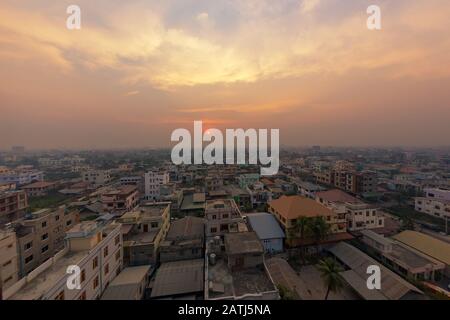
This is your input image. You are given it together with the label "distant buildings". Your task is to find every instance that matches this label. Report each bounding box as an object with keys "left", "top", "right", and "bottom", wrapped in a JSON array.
[
  {"left": 21, "top": 181, "right": 56, "bottom": 197},
  {"left": 144, "top": 171, "right": 169, "bottom": 201},
  {"left": 6, "top": 221, "right": 122, "bottom": 300},
  {"left": 0, "top": 168, "right": 44, "bottom": 186},
  {"left": 314, "top": 169, "right": 378, "bottom": 195},
  {"left": 415, "top": 187, "right": 450, "bottom": 219},
  {"left": 0, "top": 190, "right": 28, "bottom": 224},
  {"left": 238, "top": 173, "right": 260, "bottom": 189},
  {"left": 82, "top": 170, "right": 111, "bottom": 188}
]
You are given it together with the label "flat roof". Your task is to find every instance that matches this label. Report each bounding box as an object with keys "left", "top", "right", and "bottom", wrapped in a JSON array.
[
  {"left": 151, "top": 259, "right": 204, "bottom": 298},
  {"left": 246, "top": 212, "right": 285, "bottom": 240},
  {"left": 393, "top": 231, "right": 450, "bottom": 265},
  {"left": 316, "top": 189, "right": 361, "bottom": 203},
  {"left": 224, "top": 232, "right": 264, "bottom": 255},
  {"left": 101, "top": 265, "right": 151, "bottom": 300},
  {"left": 166, "top": 216, "right": 205, "bottom": 240}
]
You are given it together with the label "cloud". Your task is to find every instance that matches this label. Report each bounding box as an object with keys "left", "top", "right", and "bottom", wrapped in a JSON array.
[{"left": 300, "top": 0, "right": 320, "bottom": 14}]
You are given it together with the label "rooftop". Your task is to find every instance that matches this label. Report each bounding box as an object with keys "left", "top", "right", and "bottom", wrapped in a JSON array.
[
  {"left": 269, "top": 195, "right": 333, "bottom": 219},
  {"left": 101, "top": 265, "right": 151, "bottom": 300},
  {"left": 316, "top": 189, "right": 361, "bottom": 203},
  {"left": 166, "top": 216, "right": 205, "bottom": 241},
  {"left": 21, "top": 181, "right": 55, "bottom": 189},
  {"left": 224, "top": 232, "right": 264, "bottom": 255},
  {"left": 245, "top": 212, "right": 285, "bottom": 240}
]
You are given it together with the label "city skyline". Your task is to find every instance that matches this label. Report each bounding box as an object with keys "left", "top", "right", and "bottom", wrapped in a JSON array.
[{"left": 1, "top": 0, "right": 450, "bottom": 149}]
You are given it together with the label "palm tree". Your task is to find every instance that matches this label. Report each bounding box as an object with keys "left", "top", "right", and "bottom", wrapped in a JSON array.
[
  {"left": 317, "top": 257, "right": 344, "bottom": 300},
  {"left": 308, "top": 216, "right": 330, "bottom": 255},
  {"left": 293, "top": 216, "right": 310, "bottom": 240}
]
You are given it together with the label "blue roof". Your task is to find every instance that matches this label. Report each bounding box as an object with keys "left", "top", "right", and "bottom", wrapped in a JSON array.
[{"left": 246, "top": 212, "right": 285, "bottom": 240}]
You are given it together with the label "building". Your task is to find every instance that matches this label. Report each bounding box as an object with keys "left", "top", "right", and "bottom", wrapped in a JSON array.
[
  {"left": 117, "top": 202, "right": 171, "bottom": 266},
  {"left": 295, "top": 180, "right": 326, "bottom": 199},
  {"left": 101, "top": 185, "right": 139, "bottom": 216},
  {"left": 151, "top": 259, "right": 204, "bottom": 299},
  {"left": 393, "top": 231, "right": 450, "bottom": 278},
  {"left": 5, "top": 221, "right": 122, "bottom": 300},
  {"left": 0, "top": 169, "right": 44, "bottom": 186},
  {"left": 204, "top": 199, "right": 245, "bottom": 239},
  {"left": 159, "top": 216, "right": 205, "bottom": 263},
  {"left": 246, "top": 182, "right": 272, "bottom": 210},
  {"left": 316, "top": 189, "right": 384, "bottom": 232},
  {"left": 82, "top": 170, "right": 111, "bottom": 188},
  {"left": 415, "top": 188, "right": 450, "bottom": 220},
  {"left": 245, "top": 213, "right": 285, "bottom": 253},
  {"left": 101, "top": 265, "right": 151, "bottom": 300},
  {"left": 205, "top": 232, "right": 279, "bottom": 300},
  {"left": 314, "top": 170, "right": 378, "bottom": 195},
  {"left": 328, "top": 242, "right": 423, "bottom": 300},
  {"left": 238, "top": 173, "right": 260, "bottom": 189},
  {"left": 178, "top": 191, "right": 206, "bottom": 217},
  {"left": 0, "top": 230, "right": 19, "bottom": 290},
  {"left": 144, "top": 171, "right": 169, "bottom": 201},
  {"left": 205, "top": 175, "right": 224, "bottom": 193},
  {"left": 0, "top": 190, "right": 28, "bottom": 224},
  {"left": 360, "top": 230, "right": 445, "bottom": 282},
  {"left": 21, "top": 181, "right": 56, "bottom": 197},
  {"left": 14, "top": 206, "right": 79, "bottom": 276},
  {"left": 268, "top": 195, "right": 351, "bottom": 247}
]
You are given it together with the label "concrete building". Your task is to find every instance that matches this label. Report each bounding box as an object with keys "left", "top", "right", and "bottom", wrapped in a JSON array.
[
  {"left": 204, "top": 199, "right": 245, "bottom": 239},
  {"left": 82, "top": 170, "right": 111, "bottom": 188},
  {"left": 101, "top": 185, "right": 139, "bottom": 216},
  {"left": 0, "top": 230, "right": 19, "bottom": 290},
  {"left": 144, "top": 171, "right": 169, "bottom": 201},
  {"left": 415, "top": 188, "right": 450, "bottom": 219},
  {"left": 21, "top": 181, "right": 56, "bottom": 197},
  {"left": 0, "top": 169, "right": 44, "bottom": 186},
  {"left": 6, "top": 221, "right": 122, "bottom": 300},
  {"left": 245, "top": 213, "right": 285, "bottom": 254},
  {"left": 205, "top": 232, "right": 279, "bottom": 300},
  {"left": 117, "top": 202, "right": 171, "bottom": 266},
  {"left": 238, "top": 173, "right": 260, "bottom": 189},
  {"left": 360, "top": 230, "right": 445, "bottom": 282},
  {"left": 268, "top": 196, "right": 352, "bottom": 247},
  {"left": 14, "top": 206, "right": 79, "bottom": 276},
  {"left": 159, "top": 216, "right": 205, "bottom": 263},
  {"left": 316, "top": 189, "right": 384, "bottom": 232},
  {"left": 0, "top": 190, "right": 28, "bottom": 224},
  {"left": 246, "top": 181, "right": 272, "bottom": 210},
  {"left": 101, "top": 265, "right": 151, "bottom": 300},
  {"left": 314, "top": 170, "right": 378, "bottom": 195},
  {"left": 295, "top": 180, "right": 326, "bottom": 199}
]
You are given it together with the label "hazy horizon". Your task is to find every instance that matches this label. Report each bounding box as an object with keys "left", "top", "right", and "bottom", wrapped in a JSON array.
[{"left": 1, "top": 0, "right": 450, "bottom": 149}]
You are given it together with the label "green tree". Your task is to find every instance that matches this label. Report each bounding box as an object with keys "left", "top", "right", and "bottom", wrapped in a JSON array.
[
  {"left": 317, "top": 257, "right": 344, "bottom": 300},
  {"left": 308, "top": 216, "right": 330, "bottom": 254}
]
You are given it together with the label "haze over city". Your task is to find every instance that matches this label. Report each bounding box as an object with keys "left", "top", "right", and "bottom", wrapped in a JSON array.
[{"left": 1, "top": 0, "right": 450, "bottom": 149}]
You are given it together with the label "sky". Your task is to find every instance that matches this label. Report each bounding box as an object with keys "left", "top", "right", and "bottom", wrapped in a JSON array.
[{"left": 0, "top": 0, "right": 449, "bottom": 149}]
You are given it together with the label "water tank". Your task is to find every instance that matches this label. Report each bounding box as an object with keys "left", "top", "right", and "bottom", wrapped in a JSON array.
[{"left": 209, "top": 253, "right": 217, "bottom": 265}]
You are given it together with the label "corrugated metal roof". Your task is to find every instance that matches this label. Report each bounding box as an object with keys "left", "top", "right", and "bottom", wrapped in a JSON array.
[{"left": 246, "top": 212, "right": 285, "bottom": 240}]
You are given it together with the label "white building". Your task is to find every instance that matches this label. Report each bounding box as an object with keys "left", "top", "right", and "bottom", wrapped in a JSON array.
[
  {"left": 144, "top": 171, "right": 169, "bottom": 201},
  {"left": 82, "top": 170, "right": 111, "bottom": 188},
  {"left": 6, "top": 221, "right": 122, "bottom": 300},
  {"left": 415, "top": 197, "right": 450, "bottom": 220},
  {"left": 0, "top": 170, "right": 44, "bottom": 186}
]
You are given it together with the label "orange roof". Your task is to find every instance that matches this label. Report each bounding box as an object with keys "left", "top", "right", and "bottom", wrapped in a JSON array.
[{"left": 269, "top": 195, "right": 333, "bottom": 219}]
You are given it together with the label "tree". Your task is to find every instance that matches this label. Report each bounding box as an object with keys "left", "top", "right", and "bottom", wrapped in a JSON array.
[
  {"left": 308, "top": 216, "right": 330, "bottom": 255},
  {"left": 293, "top": 216, "right": 310, "bottom": 240},
  {"left": 317, "top": 257, "right": 344, "bottom": 300}
]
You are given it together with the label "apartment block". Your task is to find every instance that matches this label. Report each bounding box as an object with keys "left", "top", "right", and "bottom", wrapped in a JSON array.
[
  {"left": 204, "top": 199, "right": 245, "bottom": 239},
  {"left": 117, "top": 202, "right": 171, "bottom": 266},
  {"left": 6, "top": 221, "right": 122, "bottom": 300},
  {"left": 21, "top": 181, "right": 56, "bottom": 197},
  {"left": 144, "top": 171, "right": 169, "bottom": 201},
  {"left": 0, "top": 169, "right": 44, "bottom": 186},
  {"left": 415, "top": 188, "right": 450, "bottom": 219},
  {"left": 82, "top": 170, "right": 111, "bottom": 188},
  {"left": 314, "top": 169, "right": 378, "bottom": 195},
  {"left": 14, "top": 206, "right": 79, "bottom": 276},
  {"left": 0, "top": 230, "right": 19, "bottom": 290},
  {"left": 0, "top": 190, "right": 28, "bottom": 224},
  {"left": 101, "top": 185, "right": 139, "bottom": 216}
]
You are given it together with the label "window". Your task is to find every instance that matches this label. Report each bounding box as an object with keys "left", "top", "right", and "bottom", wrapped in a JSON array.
[
  {"left": 212, "top": 215, "right": 217, "bottom": 220},
  {"left": 93, "top": 276, "right": 99, "bottom": 289},
  {"left": 41, "top": 245, "right": 49, "bottom": 253},
  {"left": 42, "top": 221, "right": 47, "bottom": 228},
  {"left": 210, "top": 227, "right": 217, "bottom": 233},
  {"left": 3, "top": 260, "right": 12, "bottom": 267},
  {"left": 151, "top": 222, "right": 159, "bottom": 228},
  {"left": 115, "top": 235, "right": 120, "bottom": 245},
  {"left": 55, "top": 215, "right": 60, "bottom": 221},
  {"left": 115, "top": 251, "right": 120, "bottom": 261},
  {"left": 25, "top": 241, "right": 32, "bottom": 250},
  {"left": 42, "top": 233, "right": 49, "bottom": 241},
  {"left": 55, "top": 290, "right": 65, "bottom": 300},
  {"left": 25, "top": 255, "right": 33, "bottom": 264},
  {"left": 103, "top": 246, "right": 109, "bottom": 257},
  {"left": 66, "top": 220, "right": 72, "bottom": 226},
  {"left": 104, "top": 263, "right": 109, "bottom": 275},
  {"left": 93, "top": 256, "right": 98, "bottom": 269}
]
